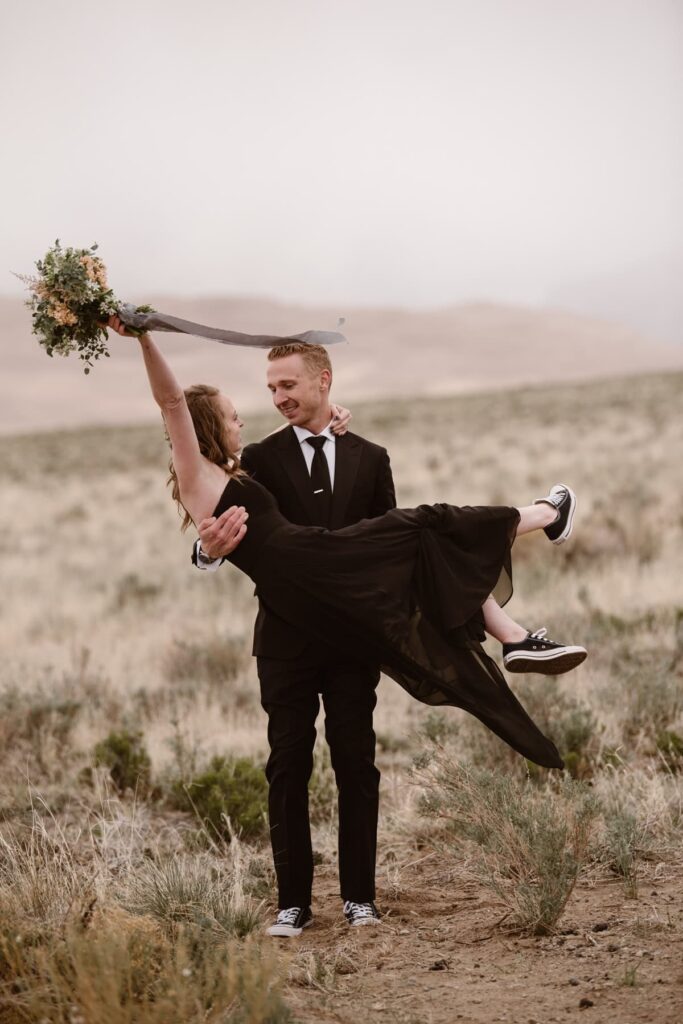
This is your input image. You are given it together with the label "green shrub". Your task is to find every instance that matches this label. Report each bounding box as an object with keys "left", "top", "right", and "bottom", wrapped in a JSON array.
[
  {"left": 655, "top": 730, "right": 683, "bottom": 773},
  {"left": 419, "top": 757, "right": 598, "bottom": 935},
  {"left": 420, "top": 709, "right": 459, "bottom": 746},
  {"left": 460, "top": 680, "right": 601, "bottom": 780},
  {"left": 93, "top": 729, "right": 152, "bottom": 795},
  {"left": 171, "top": 756, "right": 268, "bottom": 841},
  {"left": 519, "top": 681, "right": 600, "bottom": 780}
]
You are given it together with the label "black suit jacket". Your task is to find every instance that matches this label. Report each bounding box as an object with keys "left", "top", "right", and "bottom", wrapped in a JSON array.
[{"left": 240, "top": 426, "right": 396, "bottom": 658}]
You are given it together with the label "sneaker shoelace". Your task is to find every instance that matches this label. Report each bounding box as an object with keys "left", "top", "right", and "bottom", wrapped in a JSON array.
[
  {"left": 527, "top": 627, "right": 562, "bottom": 648},
  {"left": 345, "top": 901, "right": 376, "bottom": 920},
  {"left": 276, "top": 907, "right": 302, "bottom": 926}
]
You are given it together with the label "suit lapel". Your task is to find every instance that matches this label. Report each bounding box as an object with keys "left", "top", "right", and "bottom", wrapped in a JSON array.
[
  {"left": 274, "top": 427, "right": 318, "bottom": 524},
  {"left": 330, "top": 433, "right": 361, "bottom": 529}
]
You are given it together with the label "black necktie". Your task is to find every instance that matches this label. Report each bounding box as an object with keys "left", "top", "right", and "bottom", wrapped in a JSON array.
[{"left": 305, "top": 435, "right": 332, "bottom": 527}]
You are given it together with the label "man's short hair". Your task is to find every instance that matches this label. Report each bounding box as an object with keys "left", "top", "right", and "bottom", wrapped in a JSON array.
[{"left": 267, "top": 342, "right": 332, "bottom": 380}]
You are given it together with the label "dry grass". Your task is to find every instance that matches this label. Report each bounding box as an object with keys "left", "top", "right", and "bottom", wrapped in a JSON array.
[{"left": 1, "top": 370, "right": 682, "bottom": 1021}]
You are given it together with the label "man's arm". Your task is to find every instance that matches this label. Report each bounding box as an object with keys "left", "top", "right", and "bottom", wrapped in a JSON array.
[
  {"left": 369, "top": 448, "right": 397, "bottom": 517},
  {"left": 192, "top": 504, "right": 249, "bottom": 570}
]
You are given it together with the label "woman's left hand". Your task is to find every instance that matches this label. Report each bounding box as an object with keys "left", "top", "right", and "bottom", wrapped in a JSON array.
[
  {"left": 104, "top": 314, "right": 138, "bottom": 338},
  {"left": 330, "top": 403, "right": 352, "bottom": 436}
]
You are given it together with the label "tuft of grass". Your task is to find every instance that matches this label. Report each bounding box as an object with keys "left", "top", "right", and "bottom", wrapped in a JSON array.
[
  {"left": 170, "top": 756, "right": 268, "bottom": 842},
  {"left": 1, "top": 918, "right": 290, "bottom": 1024},
  {"left": 165, "top": 636, "right": 250, "bottom": 689},
  {"left": 121, "top": 856, "right": 262, "bottom": 938},
  {"left": 308, "top": 746, "right": 338, "bottom": 826},
  {"left": 0, "top": 686, "right": 82, "bottom": 777},
  {"left": 620, "top": 964, "right": 640, "bottom": 987},
  {"left": 0, "top": 814, "right": 286, "bottom": 1023},
  {"left": 600, "top": 802, "right": 648, "bottom": 898},
  {"left": 93, "top": 729, "right": 152, "bottom": 796},
  {"left": 419, "top": 758, "right": 598, "bottom": 935},
  {"left": 113, "top": 572, "right": 163, "bottom": 610},
  {"left": 610, "top": 650, "right": 682, "bottom": 742}
]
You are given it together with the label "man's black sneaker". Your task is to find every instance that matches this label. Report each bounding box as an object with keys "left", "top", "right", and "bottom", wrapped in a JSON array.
[
  {"left": 503, "top": 628, "right": 587, "bottom": 675},
  {"left": 266, "top": 906, "right": 313, "bottom": 937},
  {"left": 343, "top": 901, "right": 381, "bottom": 927},
  {"left": 534, "top": 483, "right": 577, "bottom": 544}
]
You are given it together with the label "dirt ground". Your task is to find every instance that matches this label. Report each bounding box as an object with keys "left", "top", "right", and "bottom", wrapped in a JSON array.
[{"left": 282, "top": 855, "right": 683, "bottom": 1024}]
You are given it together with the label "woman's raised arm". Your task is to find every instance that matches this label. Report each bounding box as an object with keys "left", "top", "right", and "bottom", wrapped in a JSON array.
[{"left": 106, "top": 315, "right": 203, "bottom": 500}]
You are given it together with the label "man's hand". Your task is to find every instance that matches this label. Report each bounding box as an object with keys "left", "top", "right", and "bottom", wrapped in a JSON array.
[
  {"left": 330, "top": 403, "right": 352, "bottom": 436},
  {"left": 198, "top": 505, "right": 249, "bottom": 559}
]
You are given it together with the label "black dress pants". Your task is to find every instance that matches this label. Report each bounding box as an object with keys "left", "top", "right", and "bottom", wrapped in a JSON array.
[{"left": 257, "top": 643, "right": 380, "bottom": 909}]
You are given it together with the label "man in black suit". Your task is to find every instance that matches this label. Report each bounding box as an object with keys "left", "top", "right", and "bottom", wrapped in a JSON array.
[{"left": 192, "top": 342, "right": 396, "bottom": 936}]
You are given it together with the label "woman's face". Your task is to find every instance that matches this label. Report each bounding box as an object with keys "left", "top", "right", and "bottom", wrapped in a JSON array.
[{"left": 218, "top": 393, "right": 244, "bottom": 454}]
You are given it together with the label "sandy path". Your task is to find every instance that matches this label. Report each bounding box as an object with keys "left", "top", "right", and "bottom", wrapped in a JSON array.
[{"left": 283, "top": 857, "right": 683, "bottom": 1023}]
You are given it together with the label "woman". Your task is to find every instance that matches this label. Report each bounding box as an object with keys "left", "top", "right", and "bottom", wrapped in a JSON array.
[{"left": 109, "top": 316, "right": 586, "bottom": 769}]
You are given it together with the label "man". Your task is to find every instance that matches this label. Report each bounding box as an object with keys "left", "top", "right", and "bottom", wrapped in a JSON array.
[{"left": 192, "top": 342, "right": 396, "bottom": 936}]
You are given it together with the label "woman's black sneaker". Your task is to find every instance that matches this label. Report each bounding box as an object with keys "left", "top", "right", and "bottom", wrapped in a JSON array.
[
  {"left": 503, "top": 628, "right": 587, "bottom": 675},
  {"left": 266, "top": 906, "right": 313, "bottom": 937},
  {"left": 534, "top": 483, "right": 577, "bottom": 544}
]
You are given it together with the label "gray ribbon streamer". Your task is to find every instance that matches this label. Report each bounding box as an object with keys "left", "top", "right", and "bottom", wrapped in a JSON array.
[{"left": 117, "top": 303, "right": 346, "bottom": 348}]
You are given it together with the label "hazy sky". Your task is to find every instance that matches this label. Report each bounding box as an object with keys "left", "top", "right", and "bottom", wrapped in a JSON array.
[{"left": 2, "top": 0, "right": 681, "bottom": 338}]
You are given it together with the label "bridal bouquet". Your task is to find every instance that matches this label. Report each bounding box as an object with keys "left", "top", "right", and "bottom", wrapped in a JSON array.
[
  {"left": 17, "top": 241, "right": 153, "bottom": 373},
  {"left": 17, "top": 241, "right": 346, "bottom": 374}
]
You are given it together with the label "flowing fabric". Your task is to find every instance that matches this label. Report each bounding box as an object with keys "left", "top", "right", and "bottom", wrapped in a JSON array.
[
  {"left": 215, "top": 475, "right": 564, "bottom": 770},
  {"left": 117, "top": 303, "right": 346, "bottom": 349}
]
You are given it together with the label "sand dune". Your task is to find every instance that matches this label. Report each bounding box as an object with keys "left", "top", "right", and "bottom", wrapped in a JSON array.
[{"left": 1, "top": 294, "right": 682, "bottom": 435}]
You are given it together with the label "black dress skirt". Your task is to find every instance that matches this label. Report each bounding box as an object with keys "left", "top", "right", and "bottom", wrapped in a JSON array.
[{"left": 215, "top": 475, "right": 563, "bottom": 769}]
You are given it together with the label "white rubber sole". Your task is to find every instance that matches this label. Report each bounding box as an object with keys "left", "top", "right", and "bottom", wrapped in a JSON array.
[
  {"left": 504, "top": 646, "right": 587, "bottom": 675},
  {"left": 266, "top": 918, "right": 313, "bottom": 937},
  {"left": 550, "top": 483, "right": 576, "bottom": 545},
  {"left": 347, "top": 916, "right": 381, "bottom": 927}
]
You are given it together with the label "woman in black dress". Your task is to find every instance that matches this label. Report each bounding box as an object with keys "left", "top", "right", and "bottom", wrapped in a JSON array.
[{"left": 112, "top": 317, "right": 585, "bottom": 770}]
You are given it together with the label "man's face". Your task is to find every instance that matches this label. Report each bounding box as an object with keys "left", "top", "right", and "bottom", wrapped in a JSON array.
[{"left": 266, "top": 354, "right": 330, "bottom": 427}]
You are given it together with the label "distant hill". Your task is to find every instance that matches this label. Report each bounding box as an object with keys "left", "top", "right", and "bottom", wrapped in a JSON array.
[{"left": 1, "top": 294, "right": 682, "bottom": 435}]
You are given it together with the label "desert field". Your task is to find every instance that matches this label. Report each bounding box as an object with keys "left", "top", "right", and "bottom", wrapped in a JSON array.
[
  {"left": 1, "top": 369, "right": 682, "bottom": 1023},
  {"left": 2, "top": 293, "right": 683, "bottom": 435}
]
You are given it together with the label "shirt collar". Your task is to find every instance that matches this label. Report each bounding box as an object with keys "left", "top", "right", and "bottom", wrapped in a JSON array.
[{"left": 293, "top": 421, "right": 336, "bottom": 445}]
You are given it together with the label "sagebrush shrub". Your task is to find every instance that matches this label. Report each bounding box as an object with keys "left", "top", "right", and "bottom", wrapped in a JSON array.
[
  {"left": 93, "top": 729, "right": 152, "bottom": 795},
  {"left": 460, "top": 680, "right": 601, "bottom": 780},
  {"left": 601, "top": 804, "right": 644, "bottom": 898},
  {"left": 419, "top": 757, "right": 597, "bottom": 934},
  {"left": 171, "top": 756, "right": 268, "bottom": 841}
]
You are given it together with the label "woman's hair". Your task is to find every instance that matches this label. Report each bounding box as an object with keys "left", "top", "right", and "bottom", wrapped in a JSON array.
[{"left": 166, "top": 384, "right": 243, "bottom": 532}]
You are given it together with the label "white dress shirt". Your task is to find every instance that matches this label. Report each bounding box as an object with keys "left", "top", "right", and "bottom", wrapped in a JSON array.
[
  {"left": 195, "top": 420, "right": 337, "bottom": 570},
  {"left": 292, "top": 421, "right": 336, "bottom": 488}
]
